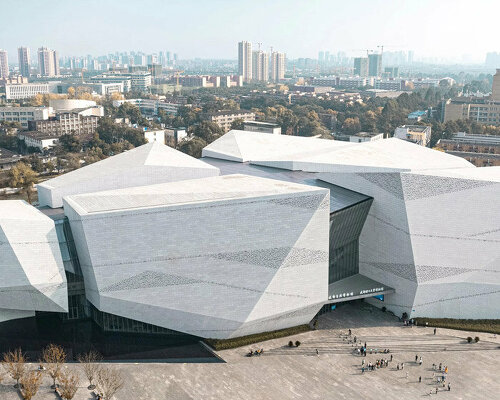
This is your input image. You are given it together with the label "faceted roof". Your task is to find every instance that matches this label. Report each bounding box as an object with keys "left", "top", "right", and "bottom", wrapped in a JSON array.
[
  {"left": 63, "top": 174, "right": 328, "bottom": 216},
  {"left": 37, "top": 142, "right": 220, "bottom": 208},
  {"left": 202, "top": 130, "right": 474, "bottom": 173}
]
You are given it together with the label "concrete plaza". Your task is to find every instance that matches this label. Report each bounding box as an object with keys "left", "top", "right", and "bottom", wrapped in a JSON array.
[{"left": 1, "top": 303, "right": 499, "bottom": 399}]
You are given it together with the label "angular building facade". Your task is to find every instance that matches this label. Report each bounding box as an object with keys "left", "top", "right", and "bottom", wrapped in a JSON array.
[
  {"left": 0, "top": 201, "right": 68, "bottom": 322},
  {"left": 203, "top": 131, "right": 500, "bottom": 320},
  {"left": 1, "top": 137, "right": 498, "bottom": 342},
  {"left": 319, "top": 168, "right": 500, "bottom": 319},
  {"left": 63, "top": 175, "right": 330, "bottom": 339}
]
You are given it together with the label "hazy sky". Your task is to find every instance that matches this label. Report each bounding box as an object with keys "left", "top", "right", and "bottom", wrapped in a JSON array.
[{"left": 1, "top": 0, "right": 498, "bottom": 62}]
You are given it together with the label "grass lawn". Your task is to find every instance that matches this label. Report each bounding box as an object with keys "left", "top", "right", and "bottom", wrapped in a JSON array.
[
  {"left": 204, "top": 324, "right": 311, "bottom": 350},
  {"left": 414, "top": 318, "right": 500, "bottom": 335}
]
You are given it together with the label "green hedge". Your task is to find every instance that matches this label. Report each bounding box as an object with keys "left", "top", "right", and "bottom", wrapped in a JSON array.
[
  {"left": 204, "top": 324, "right": 311, "bottom": 351},
  {"left": 414, "top": 318, "right": 500, "bottom": 335}
]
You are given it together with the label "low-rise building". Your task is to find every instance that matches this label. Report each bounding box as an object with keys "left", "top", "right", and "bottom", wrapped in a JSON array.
[
  {"left": 89, "top": 74, "right": 131, "bottom": 92},
  {"left": 164, "top": 127, "right": 187, "bottom": 147},
  {"left": 394, "top": 125, "right": 431, "bottom": 147},
  {"left": 4, "top": 82, "right": 60, "bottom": 100},
  {"left": 143, "top": 129, "right": 165, "bottom": 145},
  {"left": 0, "top": 75, "right": 28, "bottom": 85},
  {"left": 243, "top": 120, "right": 281, "bottom": 134},
  {"left": 408, "top": 110, "right": 427, "bottom": 121},
  {"left": 206, "top": 110, "right": 255, "bottom": 132},
  {"left": 436, "top": 132, "right": 500, "bottom": 167},
  {"left": 0, "top": 106, "right": 53, "bottom": 129},
  {"left": 374, "top": 79, "right": 404, "bottom": 91},
  {"left": 49, "top": 99, "right": 102, "bottom": 114},
  {"left": 349, "top": 132, "right": 384, "bottom": 143},
  {"left": 88, "top": 82, "right": 124, "bottom": 95},
  {"left": 289, "top": 85, "right": 332, "bottom": 94},
  {"left": 28, "top": 112, "right": 100, "bottom": 136},
  {"left": 17, "top": 131, "right": 59, "bottom": 150},
  {"left": 0, "top": 147, "right": 24, "bottom": 170},
  {"left": 220, "top": 75, "right": 243, "bottom": 87},
  {"left": 131, "top": 72, "right": 152, "bottom": 92},
  {"left": 444, "top": 96, "right": 500, "bottom": 126},
  {"left": 112, "top": 98, "right": 181, "bottom": 116}
]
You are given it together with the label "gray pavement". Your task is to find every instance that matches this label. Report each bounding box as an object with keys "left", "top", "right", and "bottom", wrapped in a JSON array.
[{"left": 0, "top": 303, "right": 499, "bottom": 399}]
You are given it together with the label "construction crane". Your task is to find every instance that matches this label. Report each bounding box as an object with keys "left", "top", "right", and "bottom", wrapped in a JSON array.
[{"left": 174, "top": 70, "right": 184, "bottom": 86}]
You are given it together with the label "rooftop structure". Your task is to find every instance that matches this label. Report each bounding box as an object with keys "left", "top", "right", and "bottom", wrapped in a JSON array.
[
  {"left": 202, "top": 130, "right": 471, "bottom": 172},
  {"left": 37, "top": 142, "right": 220, "bottom": 208},
  {"left": 393, "top": 125, "right": 432, "bottom": 147},
  {"left": 349, "top": 132, "right": 384, "bottom": 143},
  {"left": 243, "top": 120, "right": 281, "bottom": 134}
]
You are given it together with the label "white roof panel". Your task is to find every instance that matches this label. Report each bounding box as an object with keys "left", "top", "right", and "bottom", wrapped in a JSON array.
[
  {"left": 37, "top": 142, "right": 220, "bottom": 208},
  {"left": 64, "top": 174, "right": 328, "bottom": 215}
]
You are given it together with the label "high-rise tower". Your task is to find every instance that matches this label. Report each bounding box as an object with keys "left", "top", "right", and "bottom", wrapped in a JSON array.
[
  {"left": 238, "top": 41, "right": 252, "bottom": 83},
  {"left": 18, "top": 47, "right": 31, "bottom": 77},
  {"left": 38, "top": 47, "right": 60, "bottom": 77},
  {"left": 270, "top": 51, "right": 285, "bottom": 82},
  {"left": 0, "top": 50, "right": 8, "bottom": 79}
]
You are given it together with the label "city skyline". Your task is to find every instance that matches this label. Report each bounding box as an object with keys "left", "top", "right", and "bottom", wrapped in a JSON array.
[{"left": 0, "top": 0, "right": 498, "bottom": 64}]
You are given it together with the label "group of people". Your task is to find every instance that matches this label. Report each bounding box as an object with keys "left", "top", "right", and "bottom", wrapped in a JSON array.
[
  {"left": 361, "top": 358, "right": 390, "bottom": 373},
  {"left": 432, "top": 363, "right": 448, "bottom": 374},
  {"left": 356, "top": 346, "right": 391, "bottom": 357},
  {"left": 348, "top": 327, "right": 454, "bottom": 396},
  {"left": 246, "top": 348, "right": 264, "bottom": 357},
  {"left": 429, "top": 383, "right": 451, "bottom": 395}
]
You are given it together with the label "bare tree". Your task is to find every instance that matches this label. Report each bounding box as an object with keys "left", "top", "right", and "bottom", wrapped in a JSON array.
[
  {"left": 58, "top": 369, "right": 80, "bottom": 400},
  {"left": 19, "top": 370, "right": 43, "bottom": 400},
  {"left": 2, "top": 348, "right": 27, "bottom": 387},
  {"left": 41, "top": 343, "right": 66, "bottom": 388},
  {"left": 96, "top": 367, "right": 124, "bottom": 400},
  {"left": 78, "top": 350, "right": 102, "bottom": 389}
]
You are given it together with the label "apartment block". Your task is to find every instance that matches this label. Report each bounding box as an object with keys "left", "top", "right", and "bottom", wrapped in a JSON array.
[
  {"left": 238, "top": 41, "right": 252, "bottom": 83},
  {"left": 0, "top": 106, "right": 53, "bottom": 129}
]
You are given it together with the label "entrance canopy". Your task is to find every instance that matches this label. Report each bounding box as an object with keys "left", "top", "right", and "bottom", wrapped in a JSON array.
[{"left": 327, "top": 274, "right": 394, "bottom": 304}]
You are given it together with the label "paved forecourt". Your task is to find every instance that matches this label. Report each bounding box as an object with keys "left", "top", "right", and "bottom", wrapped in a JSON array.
[{"left": 0, "top": 303, "right": 499, "bottom": 400}]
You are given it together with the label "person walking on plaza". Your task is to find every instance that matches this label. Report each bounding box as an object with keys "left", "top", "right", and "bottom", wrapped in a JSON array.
[
  {"left": 406, "top": 371, "right": 409, "bottom": 380},
  {"left": 448, "top": 383, "right": 451, "bottom": 391},
  {"left": 434, "top": 327, "right": 437, "bottom": 335},
  {"left": 316, "top": 349, "right": 319, "bottom": 356},
  {"left": 390, "top": 354, "right": 393, "bottom": 362},
  {"left": 419, "top": 376, "right": 422, "bottom": 383},
  {"left": 419, "top": 356, "right": 423, "bottom": 366},
  {"left": 415, "top": 354, "right": 418, "bottom": 363}
]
